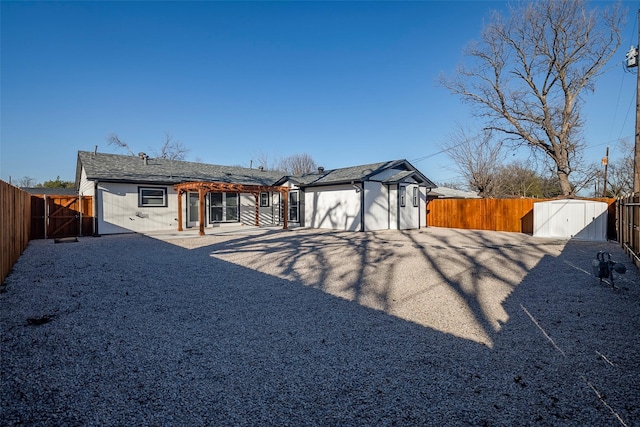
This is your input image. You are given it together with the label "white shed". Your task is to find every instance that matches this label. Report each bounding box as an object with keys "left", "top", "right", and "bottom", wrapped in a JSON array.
[{"left": 533, "top": 199, "right": 608, "bottom": 241}]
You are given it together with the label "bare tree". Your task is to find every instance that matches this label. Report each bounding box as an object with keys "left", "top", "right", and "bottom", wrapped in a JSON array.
[
  {"left": 493, "top": 161, "right": 542, "bottom": 197},
  {"left": 254, "top": 151, "right": 273, "bottom": 171},
  {"left": 277, "top": 153, "right": 318, "bottom": 175},
  {"left": 443, "top": 126, "right": 504, "bottom": 198},
  {"left": 106, "top": 133, "right": 135, "bottom": 156},
  {"left": 606, "top": 139, "right": 634, "bottom": 197},
  {"left": 492, "top": 161, "right": 565, "bottom": 198},
  {"left": 441, "top": 0, "right": 623, "bottom": 196},
  {"left": 107, "top": 132, "right": 189, "bottom": 160},
  {"left": 16, "top": 176, "right": 36, "bottom": 187},
  {"left": 154, "top": 131, "right": 189, "bottom": 161}
]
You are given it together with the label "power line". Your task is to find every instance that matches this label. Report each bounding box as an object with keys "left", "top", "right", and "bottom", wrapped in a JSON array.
[{"left": 410, "top": 141, "right": 466, "bottom": 164}]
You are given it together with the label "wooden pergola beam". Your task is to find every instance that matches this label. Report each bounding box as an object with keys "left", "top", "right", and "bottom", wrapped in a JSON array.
[{"left": 174, "top": 181, "right": 290, "bottom": 235}]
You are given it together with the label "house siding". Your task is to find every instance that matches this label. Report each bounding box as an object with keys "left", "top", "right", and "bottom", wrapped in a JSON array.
[
  {"left": 87, "top": 183, "right": 274, "bottom": 234},
  {"left": 97, "top": 182, "right": 179, "bottom": 234},
  {"left": 78, "top": 168, "right": 95, "bottom": 197},
  {"left": 363, "top": 181, "right": 389, "bottom": 231},
  {"left": 304, "top": 184, "right": 361, "bottom": 231},
  {"left": 239, "top": 193, "right": 277, "bottom": 226}
]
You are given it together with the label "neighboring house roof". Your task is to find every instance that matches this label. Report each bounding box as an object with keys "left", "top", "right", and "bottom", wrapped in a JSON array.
[
  {"left": 76, "top": 151, "right": 284, "bottom": 186},
  {"left": 276, "top": 159, "right": 436, "bottom": 188},
  {"left": 21, "top": 187, "right": 78, "bottom": 196},
  {"left": 429, "top": 187, "right": 480, "bottom": 198}
]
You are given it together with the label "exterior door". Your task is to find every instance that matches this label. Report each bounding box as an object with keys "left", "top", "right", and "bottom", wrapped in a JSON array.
[
  {"left": 398, "top": 185, "right": 419, "bottom": 230},
  {"left": 187, "top": 192, "right": 200, "bottom": 228}
]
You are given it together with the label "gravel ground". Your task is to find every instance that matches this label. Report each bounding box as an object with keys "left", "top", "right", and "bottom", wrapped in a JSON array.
[{"left": 1, "top": 226, "right": 639, "bottom": 426}]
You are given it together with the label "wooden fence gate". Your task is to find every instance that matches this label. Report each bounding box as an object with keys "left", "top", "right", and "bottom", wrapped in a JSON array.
[
  {"left": 618, "top": 194, "right": 640, "bottom": 267},
  {"left": 30, "top": 195, "right": 93, "bottom": 239}
]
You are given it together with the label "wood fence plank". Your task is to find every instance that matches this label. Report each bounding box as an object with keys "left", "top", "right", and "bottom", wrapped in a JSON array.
[
  {"left": 427, "top": 197, "right": 616, "bottom": 236},
  {"left": 1, "top": 180, "right": 30, "bottom": 284}
]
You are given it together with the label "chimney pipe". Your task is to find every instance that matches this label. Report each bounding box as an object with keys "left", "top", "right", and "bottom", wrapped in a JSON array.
[{"left": 138, "top": 152, "right": 148, "bottom": 165}]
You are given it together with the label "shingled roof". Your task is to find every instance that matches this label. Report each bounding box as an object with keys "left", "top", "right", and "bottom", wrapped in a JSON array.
[
  {"left": 278, "top": 159, "right": 435, "bottom": 188},
  {"left": 76, "top": 151, "right": 284, "bottom": 186},
  {"left": 77, "top": 151, "right": 435, "bottom": 189}
]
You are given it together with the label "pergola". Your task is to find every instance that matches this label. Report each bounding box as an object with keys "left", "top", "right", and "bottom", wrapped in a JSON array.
[{"left": 174, "top": 181, "right": 290, "bottom": 236}]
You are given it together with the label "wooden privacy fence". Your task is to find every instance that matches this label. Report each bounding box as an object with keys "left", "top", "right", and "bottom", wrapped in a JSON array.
[
  {"left": 30, "top": 195, "right": 93, "bottom": 239},
  {"left": 1, "top": 182, "right": 94, "bottom": 284},
  {"left": 618, "top": 194, "right": 640, "bottom": 267},
  {"left": 1, "top": 180, "right": 31, "bottom": 284},
  {"left": 426, "top": 197, "right": 617, "bottom": 239}
]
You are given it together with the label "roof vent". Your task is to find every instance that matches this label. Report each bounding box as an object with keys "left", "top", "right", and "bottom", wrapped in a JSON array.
[
  {"left": 138, "top": 152, "right": 149, "bottom": 165},
  {"left": 258, "top": 166, "right": 264, "bottom": 172},
  {"left": 318, "top": 166, "right": 325, "bottom": 173}
]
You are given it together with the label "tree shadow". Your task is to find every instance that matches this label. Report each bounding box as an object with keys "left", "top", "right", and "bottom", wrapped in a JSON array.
[
  {"left": 1, "top": 230, "right": 638, "bottom": 425},
  {"left": 196, "top": 227, "right": 555, "bottom": 346}
]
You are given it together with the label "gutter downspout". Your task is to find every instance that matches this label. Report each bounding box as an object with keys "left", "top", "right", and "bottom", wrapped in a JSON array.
[
  {"left": 44, "top": 195, "right": 48, "bottom": 239},
  {"left": 93, "top": 181, "right": 99, "bottom": 236},
  {"left": 360, "top": 181, "right": 365, "bottom": 232}
]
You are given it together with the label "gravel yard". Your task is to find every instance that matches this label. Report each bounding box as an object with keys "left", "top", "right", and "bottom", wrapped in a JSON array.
[{"left": 1, "top": 226, "right": 639, "bottom": 426}]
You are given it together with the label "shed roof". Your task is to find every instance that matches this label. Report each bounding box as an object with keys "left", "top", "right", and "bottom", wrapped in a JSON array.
[{"left": 21, "top": 187, "right": 78, "bottom": 196}]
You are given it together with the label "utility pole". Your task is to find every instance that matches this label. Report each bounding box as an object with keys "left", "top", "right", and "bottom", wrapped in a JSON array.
[
  {"left": 631, "top": 10, "right": 640, "bottom": 193},
  {"left": 602, "top": 146, "right": 609, "bottom": 197}
]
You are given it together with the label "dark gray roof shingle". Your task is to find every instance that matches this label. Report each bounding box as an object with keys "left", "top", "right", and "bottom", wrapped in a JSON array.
[
  {"left": 77, "top": 151, "right": 284, "bottom": 186},
  {"left": 77, "top": 151, "right": 436, "bottom": 189},
  {"left": 281, "top": 159, "right": 435, "bottom": 188}
]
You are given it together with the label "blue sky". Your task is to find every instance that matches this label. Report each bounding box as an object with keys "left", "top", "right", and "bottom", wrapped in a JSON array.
[{"left": 1, "top": 1, "right": 638, "bottom": 186}]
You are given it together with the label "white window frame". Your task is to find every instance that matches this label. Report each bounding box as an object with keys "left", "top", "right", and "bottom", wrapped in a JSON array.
[
  {"left": 413, "top": 187, "right": 419, "bottom": 207},
  {"left": 260, "top": 192, "right": 270, "bottom": 207},
  {"left": 400, "top": 186, "right": 406, "bottom": 207},
  {"left": 289, "top": 190, "right": 300, "bottom": 223},
  {"left": 138, "top": 187, "right": 167, "bottom": 207}
]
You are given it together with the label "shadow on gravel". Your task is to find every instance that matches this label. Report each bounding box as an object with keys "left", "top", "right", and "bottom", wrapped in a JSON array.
[
  {"left": 0, "top": 230, "right": 638, "bottom": 426},
  {"left": 199, "top": 228, "right": 558, "bottom": 345}
]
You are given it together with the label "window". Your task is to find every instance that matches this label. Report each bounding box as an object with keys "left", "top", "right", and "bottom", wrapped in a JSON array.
[
  {"left": 289, "top": 191, "right": 299, "bottom": 222},
  {"left": 413, "top": 187, "right": 419, "bottom": 207},
  {"left": 260, "top": 192, "right": 270, "bottom": 207},
  {"left": 400, "top": 186, "right": 406, "bottom": 207},
  {"left": 209, "top": 192, "right": 239, "bottom": 222},
  {"left": 139, "top": 187, "right": 167, "bottom": 207}
]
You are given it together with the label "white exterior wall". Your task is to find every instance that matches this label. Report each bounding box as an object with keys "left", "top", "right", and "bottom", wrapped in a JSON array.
[
  {"left": 90, "top": 180, "right": 270, "bottom": 234},
  {"left": 533, "top": 199, "right": 608, "bottom": 241},
  {"left": 363, "top": 181, "right": 389, "bottom": 231},
  {"left": 78, "top": 168, "right": 95, "bottom": 197},
  {"left": 304, "top": 185, "right": 362, "bottom": 231},
  {"left": 97, "top": 182, "right": 179, "bottom": 234},
  {"left": 239, "top": 193, "right": 276, "bottom": 226}
]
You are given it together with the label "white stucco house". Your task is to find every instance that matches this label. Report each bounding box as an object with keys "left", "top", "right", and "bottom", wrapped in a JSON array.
[{"left": 75, "top": 150, "right": 436, "bottom": 235}]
